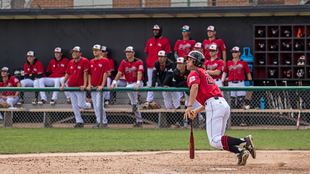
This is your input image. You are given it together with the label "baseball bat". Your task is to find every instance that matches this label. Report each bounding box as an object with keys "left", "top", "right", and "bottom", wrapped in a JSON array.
[
  {"left": 189, "top": 119, "right": 195, "bottom": 159},
  {"left": 297, "top": 99, "right": 302, "bottom": 130}
]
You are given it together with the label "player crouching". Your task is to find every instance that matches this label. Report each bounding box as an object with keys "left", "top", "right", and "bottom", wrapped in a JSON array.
[{"left": 183, "top": 51, "right": 256, "bottom": 165}]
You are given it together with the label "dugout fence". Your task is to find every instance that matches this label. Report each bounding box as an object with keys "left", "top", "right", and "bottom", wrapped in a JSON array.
[{"left": 0, "top": 86, "right": 309, "bottom": 129}]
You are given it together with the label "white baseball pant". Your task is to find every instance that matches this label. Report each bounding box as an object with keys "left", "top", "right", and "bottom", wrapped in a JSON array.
[
  {"left": 20, "top": 78, "right": 40, "bottom": 87},
  {"left": 205, "top": 97, "right": 230, "bottom": 149},
  {"left": 70, "top": 91, "right": 91, "bottom": 123},
  {"left": 184, "top": 92, "right": 204, "bottom": 121},
  {"left": 162, "top": 91, "right": 181, "bottom": 109},
  {"left": 91, "top": 92, "right": 108, "bottom": 124},
  {"left": 0, "top": 96, "right": 19, "bottom": 119},
  {"left": 116, "top": 79, "right": 127, "bottom": 87},
  {"left": 228, "top": 81, "right": 246, "bottom": 97},
  {"left": 105, "top": 77, "right": 112, "bottom": 100},
  {"left": 146, "top": 68, "right": 154, "bottom": 102},
  {"left": 59, "top": 77, "right": 71, "bottom": 99},
  {"left": 39, "top": 77, "right": 60, "bottom": 101},
  {"left": 126, "top": 82, "right": 143, "bottom": 123}
]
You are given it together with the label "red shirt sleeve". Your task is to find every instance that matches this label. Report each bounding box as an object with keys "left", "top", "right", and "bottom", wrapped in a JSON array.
[
  {"left": 224, "top": 62, "right": 229, "bottom": 73},
  {"left": 137, "top": 61, "right": 144, "bottom": 72},
  {"left": 118, "top": 61, "right": 125, "bottom": 74},
  {"left": 12, "top": 76, "right": 20, "bottom": 86},
  {"left": 217, "top": 60, "right": 224, "bottom": 72},
  {"left": 63, "top": 58, "right": 70, "bottom": 72},
  {"left": 244, "top": 62, "right": 251, "bottom": 73},
  {"left": 218, "top": 39, "right": 226, "bottom": 51},
  {"left": 83, "top": 59, "right": 89, "bottom": 72},
  {"left": 47, "top": 61, "right": 52, "bottom": 74},
  {"left": 145, "top": 39, "right": 150, "bottom": 53},
  {"left": 174, "top": 40, "right": 180, "bottom": 51},
  {"left": 66, "top": 62, "right": 71, "bottom": 75},
  {"left": 191, "top": 40, "right": 196, "bottom": 51},
  {"left": 36, "top": 61, "right": 45, "bottom": 75},
  {"left": 109, "top": 59, "right": 115, "bottom": 72},
  {"left": 187, "top": 71, "right": 201, "bottom": 88},
  {"left": 164, "top": 38, "right": 172, "bottom": 53},
  {"left": 24, "top": 63, "right": 28, "bottom": 74}
]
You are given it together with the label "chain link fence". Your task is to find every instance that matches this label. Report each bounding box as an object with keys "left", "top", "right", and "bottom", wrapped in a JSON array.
[
  {"left": 0, "top": 0, "right": 306, "bottom": 9},
  {"left": 0, "top": 86, "right": 309, "bottom": 129}
]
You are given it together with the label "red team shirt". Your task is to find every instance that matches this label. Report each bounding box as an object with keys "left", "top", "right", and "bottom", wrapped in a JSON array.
[
  {"left": 106, "top": 57, "right": 115, "bottom": 79},
  {"left": 47, "top": 58, "right": 70, "bottom": 78},
  {"left": 24, "top": 60, "right": 46, "bottom": 77},
  {"left": 66, "top": 57, "right": 90, "bottom": 87},
  {"left": 187, "top": 68, "right": 223, "bottom": 106},
  {"left": 205, "top": 58, "right": 224, "bottom": 79},
  {"left": 174, "top": 39, "right": 196, "bottom": 58},
  {"left": 202, "top": 39, "right": 226, "bottom": 60},
  {"left": 224, "top": 60, "right": 251, "bottom": 82},
  {"left": 0, "top": 76, "right": 20, "bottom": 96},
  {"left": 145, "top": 36, "right": 172, "bottom": 68},
  {"left": 89, "top": 58, "right": 109, "bottom": 87},
  {"left": 118, "top": 58, "right": 144, "bottom": 83}
]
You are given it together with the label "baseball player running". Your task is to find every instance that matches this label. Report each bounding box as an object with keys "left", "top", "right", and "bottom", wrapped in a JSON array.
[
  {"left": 203, "top": 26, "right": 227, "bottom": 64},
  {"left": 184, "top": 51, "right": 256, "bottom": 165},
  {"left": 205, "top": 44, "right": 224, "bottom": 88},
  {"left": 18, "top": 51, "right": 45, "bottom": 105},
  {"left": 60, "top": 46, "right": 91, "bottom": 128},
  {"left": 222, "top": 46, "right": 252, "bottom": 109},
  {"left": 173, "top": 57, "right": 204, "bottom": 128},
  {"left": 87, "top": 44, "right": 109, "bottom": 128},
  {"left": 101, "top": 46, "right": 115, "bottom": 105},
  {"left": 109, "top": 46, "right": 144, "bottom": 127},
  {"left": 144, "top": 24, "right": 172, "bottom": 106},
  {"left": 0, "top": 67, "right": 21, "bottom": 120},
  {"left": 174, "top": 25, "right": 196, "bottom": 60},
  {"left": 38, "top": 47, "right": 70, "bottom": 105}
]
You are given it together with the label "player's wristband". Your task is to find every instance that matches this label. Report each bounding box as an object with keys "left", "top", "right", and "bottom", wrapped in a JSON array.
[
  {"left": 112, "top": 80, "right": 117, "bottom": 85},
  {"left": 249, "top": 81, "right": 253, "bottom": 86},
  {"left": 137, "top": 81, "right": 141, "bottom": 85}
]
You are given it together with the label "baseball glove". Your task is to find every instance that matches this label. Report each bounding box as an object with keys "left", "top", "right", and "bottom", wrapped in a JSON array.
[
  {"left": 148, "top": 101, "right": 161, "bottom": 109},
  {"left": 0, "top": 101, "right": 11, "bottom": 108}
]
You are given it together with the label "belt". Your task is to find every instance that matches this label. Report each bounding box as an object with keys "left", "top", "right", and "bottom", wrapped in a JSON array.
[
  {"left": 205, "top": 96, "right": 220, "bottom": 105},
  {"left": 127, "top": 82, "right": 135, "bottom": 84},
  {"left": 231, "top": 80, "right": 243, "bottom": 83}
]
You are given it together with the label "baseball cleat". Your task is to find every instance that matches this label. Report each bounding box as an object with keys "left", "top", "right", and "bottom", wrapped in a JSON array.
[
  {"left": 38, "top": 100, "right": 47, "bottom": 105},
  {"left": 32, "top": 99, "right": 38, "bottom": 105},
  {"left": 133, "top": 122, "right": 142, "bottom": 127},
  {"left": 244, "top": 135, "right": 256, "bottom": 159},
  {"left": 74, "top": 123, "right": 84, "bottom": 128},
  {"left": 50, "top": 100, "right": 57, "bottom": 105},
  {"left": 237, "top": 150, "right": 249, "bottom": 166}
]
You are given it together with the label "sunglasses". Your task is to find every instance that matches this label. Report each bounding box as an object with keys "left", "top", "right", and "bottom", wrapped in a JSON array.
[
  {"left": 232, "top": 51, "right": 239, "bottom": 53},
  {"left": 182, "top": 29, "right": 188, "bottom": 32},
  {"left": 92, "top": 49, "right": 100, "bottom": 51},
  {"left": 210, "top": 50, "right": 217, "bottom": 52}
]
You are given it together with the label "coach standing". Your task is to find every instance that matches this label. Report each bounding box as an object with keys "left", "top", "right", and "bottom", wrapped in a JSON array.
[
  {"left": 109, "top": 46, "right": 144, "bottom": 127},
  {"left": 60, "top": 46, "right": 91, "bottom": 128},
  {"left": 203, "top": 26, "right": 227, "bottom": 64},
  {"left": 87, "top": 44, "right": 109, "bottom": 128},
  {"left": 144, "top": 24, "right": 172, "bottom": 106}
]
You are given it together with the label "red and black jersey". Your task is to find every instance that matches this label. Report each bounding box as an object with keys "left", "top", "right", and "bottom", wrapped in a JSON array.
[
  {"left": 24, "top": 59, "right": 46, "bottom": 78},
  {"left": 187, "top": 68, "right": 222, "bottom": 106},
  {"left": 205, "top": 58, "right": 224, "bottom": 79},
  {"left": 145, "top": 36, "right": 172, "bottom": 68},
  {"left": 174, "top": 39, "right": 196, "bottom": 58},
  {"left": 202, "top": 39, "right": 226, "bottom": 60},
  {"left": 0, "top": 76, "right": 20, "bottom": 96},
  {"left": 47, "top": 57, "right": 70, "bottom": 78},
  {"left": 118, "top": 58, "right": 144, "bottom": 83},
  {"left": 224, "top": 60, "right": 251, "bottom": 81}
]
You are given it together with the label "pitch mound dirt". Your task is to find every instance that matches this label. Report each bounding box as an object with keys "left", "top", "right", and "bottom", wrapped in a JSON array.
[{"left": 0, "top": 151, "right": 309, "bottom": 174}]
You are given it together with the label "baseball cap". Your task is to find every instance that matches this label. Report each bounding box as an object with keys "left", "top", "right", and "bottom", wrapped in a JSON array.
[
  {"left": 181, "top": 25, "right": 190, "bottom": 32},
  {"left": 209, "top": 44, "right": 218, "bottom": 51},
  {"left": 124, "top": 46, "right": 134, "bottom": 52},
  {"left": 53, "top": 47, "right": 62, "bottom": 53},
  {"left": 26, "top": 51, "right": 35, "bottom": 56},
  {"left": 70, "top": 46, "right": 82, "bottom": 53},
  {"left": 1, "top": 67, "right": 9, "bottom": 71},
  {"left": 158, "top": 50, "right": 167, "bottom": 57},
  {"left": 194, "top": 42, "right": 203, "bottom": 48},
  {"left": 176, "top": 57, "right": 186, "bottom": 64},
  {"left": 153, "top": 24, "right": 161, "bottom": 30},
  {"left": 231, "top": 46, "right": 240, "bottom": 52},
  {"left": 101, "top": 46, "right": 108, "bottom": 52},
  {"left": 206, "top": 25, "right": 215, "bottom": 31},
  {"left": 92, "top": 44, "right": 101, "bottom": 51}
]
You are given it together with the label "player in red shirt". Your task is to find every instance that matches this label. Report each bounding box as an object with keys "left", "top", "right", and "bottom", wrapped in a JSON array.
[
  {"left": 205, "top": 44, "right": 224, "bottom": 88},
  {"left": 86, "top": 44, "right": 109, "bottom": 128},
  {"left": 109, "top": 46, "right": 144, "bottom": 127},
  {"left": 222, "top": 46, "right": 253, "bottom": 109},
  {"left": 19, "top": 51, "right": 45, "bottom": 105},
  {"left": 60, "top": 46, "right": 91, "bottom": 128},
  {"left": 203, "top": 25, "right": 227, "bottom": 64},
  {"left": 38, "top": 47, "right": 70, "bottom": 105},
  {"left": 184, "top": 51, "right": 256, "bottom": 166},
  {"left": 174, "top": 25, "right": 196, "bottom": 60},
  {"left": 144, "top": 24, "right": 172, "bottom": 105},
  {"left": 101, "top": 46, "right": 115, "bottom": 105},
  {"left": 0, "top": 67, "right": 21, "bottom": 120}
]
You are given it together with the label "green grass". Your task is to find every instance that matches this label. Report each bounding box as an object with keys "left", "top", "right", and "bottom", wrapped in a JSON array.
[{"left": 0, "top": 128, "right": 309, "bottom": 154}]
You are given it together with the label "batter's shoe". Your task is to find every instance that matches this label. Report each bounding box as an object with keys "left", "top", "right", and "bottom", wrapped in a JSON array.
[
  {"left": 244, "top": 135, "right": 256, "bottom": 159},
  {"left": 74, "top": 123, "right": 84, "bottom": 128},
  {"left": 237, "top": 150, "right": 249, "bottom": 166},
  {"left": 92, "top": 123, "right": 100, "bottom": 128},
  {"left": 32, "top": 99, "right": 38, "bottom": 105},
  {"left": 17, "top": 99, "right": 24, "bottom": 106},
  {"left": 50, "top": 100, "right": 56, "bottom": 105},
  {"left": 133, "top": 122, "right": 142, "bottom": 127},
  {"left": 38, "top": 100, "right": 47, "bottom": 105}
]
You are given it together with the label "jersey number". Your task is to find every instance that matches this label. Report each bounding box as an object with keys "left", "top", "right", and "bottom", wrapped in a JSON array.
[{"left": 206, "top": 77, "right": 214, "bottom": 85}]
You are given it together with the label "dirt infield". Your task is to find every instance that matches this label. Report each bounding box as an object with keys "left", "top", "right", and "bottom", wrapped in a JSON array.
[{"left": 0, "top": 151, "right": 309, "bottom": 174}]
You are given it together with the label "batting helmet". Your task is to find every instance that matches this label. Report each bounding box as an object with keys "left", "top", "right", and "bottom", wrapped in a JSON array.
[
  {"left": 297, "top": 55, "right": 305, "bottom": 66},
  {"left": 295, "top": 42, "right": 304, "bottom": 51},
  {"left": 282, "top": 42, "right": 292, "bottom": 51},
  {"left": 258, "top": 43, "right": 266, "bottom": 51},
  {"left": 272, "top": 56, "right": 278, "bottom": 65},
  {"left": 270, "top": 42, "right": 278, "bottom": 51},
  {"left": 285, "top": 57, "right": 291, "bottom": 65},
  {"left": 284, "top": 69, "right": 292, "bottom": 78},
  {"left": 271, "top": 28, "right": 279, "bottom": 37},
  {"left": 258, "top": 57, "right": 265, "bottom": 65},
  {"left": 257, "top": 28, "right": 265, "bottom": 37},
  {"left": 283, "top": 28, "right": 291, "bottom": 37},
  {"left": 297, "top": 69, "right": 305, "bottom": 78},
  {"left": 268, "top": 69, "right": 278, "bottom": 78},
  {"left": 185, "top": 51, "right": 205, "bottom": 67}
]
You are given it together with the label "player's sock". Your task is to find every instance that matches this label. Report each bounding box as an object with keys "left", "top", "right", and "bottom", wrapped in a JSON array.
[{"left": 222, "top": 135, "right": 246, "bottom": 147}]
